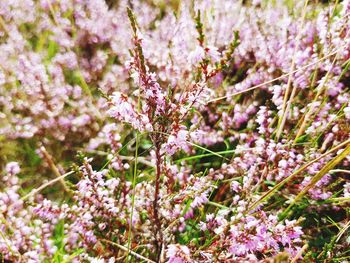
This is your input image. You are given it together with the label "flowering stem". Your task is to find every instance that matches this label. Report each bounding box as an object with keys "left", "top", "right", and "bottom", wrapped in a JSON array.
[{"left": 195, "top": 10, "right": 205, "bottom": 46}]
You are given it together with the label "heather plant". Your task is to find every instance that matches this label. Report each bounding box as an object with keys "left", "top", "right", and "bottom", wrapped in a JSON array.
[{"left": 1, "top": 0, "right": 350, "bottom": 262}]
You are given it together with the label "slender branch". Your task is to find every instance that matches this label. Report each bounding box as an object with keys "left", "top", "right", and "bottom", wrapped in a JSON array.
[
  {"left": 291, "top": 244, "right": 308, "bottom": 263},
  {"left": 275, "top": 0, "right": 309, "bottom": 140},
  {"left": 21, "top": 171, "right": 75, "bottom": 201},
  {"left": 40, "top": 146, "right": 69, "bottom": 192},
  {"left": 101, "top": 239, "right": 156, "bottom": 263}
]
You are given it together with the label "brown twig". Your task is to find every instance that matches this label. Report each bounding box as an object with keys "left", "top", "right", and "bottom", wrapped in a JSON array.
[
  {"left": 100, "top": 239, "right": 156, "bottom": 263},
  {"left": 40, "top": 145, "right": 69, "bottom": 192}
]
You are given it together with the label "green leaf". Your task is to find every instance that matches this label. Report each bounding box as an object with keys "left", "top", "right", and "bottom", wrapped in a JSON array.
[{"left": 47, "top": 39, "right": 59, "bottom": 61}]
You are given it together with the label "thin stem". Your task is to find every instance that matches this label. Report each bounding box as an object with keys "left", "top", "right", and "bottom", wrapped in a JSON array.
[
  {"left": 153, "top": 145, "right": 164, "bottom": 261},
  {"left": 40, "top": 146, "right": 69, "bottom": 192},
  {"left": 127, "top": 131, "right": 139, "bottom": 262},
  {"left": 291, "top": 244, "right": 308, "bottom": 263},
  {"left": 21, "top": 171, "right": 75, "bottom": 201},
  {"left": 275, "top": 0, "right": 309, "bottom": 140},
  {"left": 101, "top": 239, "right": 156, "bottom": 263}
]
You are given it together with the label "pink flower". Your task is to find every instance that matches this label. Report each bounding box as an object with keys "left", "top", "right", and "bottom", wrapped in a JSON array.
[
  {"left": 189, "top": 46, "right": 205, "bottom": 65},
  {"left": 166, "top": 244, "right": 192, "bottom": 263},
  {"left": 164, "top": 129, "right": 189, "bottom": 155},
  {"left": 206, "top": 45, "right": 221, "bottom": 62},
  {"left": 5, "top": 162, "right": 20, "bottom": 175},
  {"left": 344, "top": 106, "right": 350, "bottom": 120}
]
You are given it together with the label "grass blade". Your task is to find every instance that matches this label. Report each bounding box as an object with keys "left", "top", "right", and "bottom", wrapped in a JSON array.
[
  {"left": 249, "top": 138, "right": 350, "bottom": 211},
  {"left": 280, "top": 143, "right": 350, "bottom": 219}
]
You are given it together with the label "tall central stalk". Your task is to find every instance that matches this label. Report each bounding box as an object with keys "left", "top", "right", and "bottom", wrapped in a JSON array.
[{"left": 153, "top": 141, "right": 163, "bottom": 261}]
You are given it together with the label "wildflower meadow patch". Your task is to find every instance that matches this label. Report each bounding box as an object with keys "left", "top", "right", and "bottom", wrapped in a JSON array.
[{"left": 0, "top": 0, "right": 350, "bottom": 262}]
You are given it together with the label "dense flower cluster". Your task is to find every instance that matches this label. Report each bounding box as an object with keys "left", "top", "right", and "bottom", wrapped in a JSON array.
[{"left": 1, "top": 0, "right": 350, "bottom": 262}]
